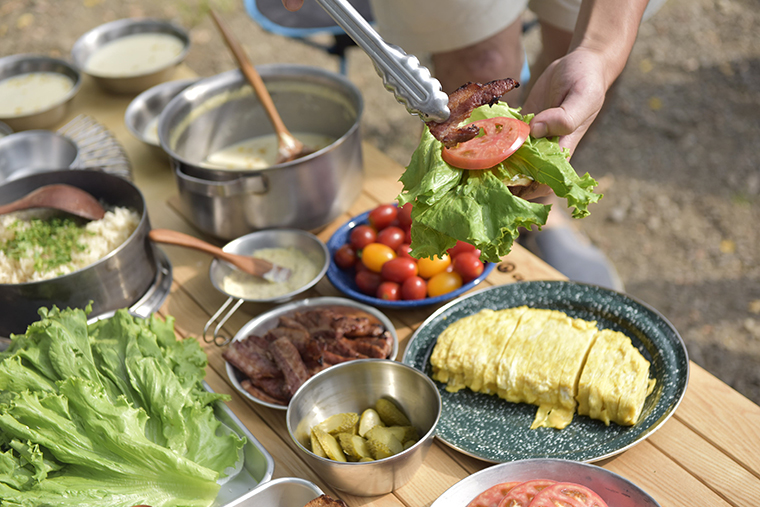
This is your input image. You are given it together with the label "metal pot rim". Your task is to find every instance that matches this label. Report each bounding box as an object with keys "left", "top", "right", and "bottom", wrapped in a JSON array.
[{"left": 158, "top": 65, "right": 364, "bottom": 179}]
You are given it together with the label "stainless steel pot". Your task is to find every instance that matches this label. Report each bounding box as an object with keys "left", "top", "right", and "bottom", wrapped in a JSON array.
[
  {"left": 0, "top": 170, "right": 158, "bottom": 336},
  {"left": 159, "top": 65, "right": 364, "bottom": 240}
]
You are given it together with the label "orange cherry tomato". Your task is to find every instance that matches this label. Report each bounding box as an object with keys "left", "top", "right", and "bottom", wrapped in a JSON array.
[
  {"left": 427, "top": 271, "right": 463, "bottom": 297},
  {"left": 361, "top": 242, "right": 396, "bottom": 273},
  {"left": 417, "top": 254, "right": 451, "bottom": 279}
]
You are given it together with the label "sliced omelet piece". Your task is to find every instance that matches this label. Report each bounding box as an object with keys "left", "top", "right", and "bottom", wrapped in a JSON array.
[
  {"left": 495, "top": 308, "right": 554, "bottom": 403},
  {"left": 576, "top": 328, "right": 655, "bottom": 426},
  {"left": 430, "top": 309, "right": 498, "bottom": 391},
  {"left": 529, "top": 312, "right": 599, "bottom": 430},
  {"left": 466, "top": 307, "right": 527, "bottom": 394}
]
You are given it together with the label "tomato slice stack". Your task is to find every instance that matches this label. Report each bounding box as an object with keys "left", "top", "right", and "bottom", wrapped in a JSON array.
[
  {"left": 466, "top": 479, "right": 608, "bottom": 507},
  {"left": 441, "top": 117, "right": 530, "bottom": 170}
]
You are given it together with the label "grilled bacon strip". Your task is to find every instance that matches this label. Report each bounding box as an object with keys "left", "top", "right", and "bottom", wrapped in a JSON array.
[{"left": 426, "top": 78, "right": 519, "bottom": 148}]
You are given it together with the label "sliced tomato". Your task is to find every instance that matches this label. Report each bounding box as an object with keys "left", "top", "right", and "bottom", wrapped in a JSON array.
[
  {"left": 527, "top": 482, "right": 608, "bottom": 507},
  {"left": 467, "top": 481, "right": 522, "bottom": 507},
  {"left": 441, "top": 117, "right": 530, "bottom": 170},
  {"left": 498, "top": 479, "right": 556, "bottom": 507}
]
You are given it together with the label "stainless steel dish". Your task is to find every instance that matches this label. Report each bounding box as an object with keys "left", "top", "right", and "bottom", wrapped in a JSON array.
[
  {"left": 71, "top": 18, "right": 190, "bottom": 94},
  {"left": 430, "top": 458, "right": 661, "bottom": 507},
  {"left": 227, "top": 477, "right": 322, "bottom": 507},
  {"left": 0, "top": 54, "right": 82, "bottom": 131},
  {"left": 0, "top": 169, "right": 159, "bottom": 337},
  {"left": 206, "top": 228, "right": 330, "bottom": 345},
  {"left": 0, "top": 130, "right": 79, "bottom": 184},
  {"left": 160, "top": 65, "right": 364, "bottom": 239},
  {"left": 225, "top": 296, "right": 399, "bottom": 410},
  {"left": 0, "top": 121, "right": 13, "bottom": 138},
  {"left": 124, "top": 78, "right": 197, "bottom": 151},
  {"left": 287, "top": 358, "right": 441, "bottom": 496}
]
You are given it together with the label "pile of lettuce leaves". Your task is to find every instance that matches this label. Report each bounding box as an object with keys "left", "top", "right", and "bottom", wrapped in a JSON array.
[
  {"left": 398, "top": 102, "right": 602, "bottom": 262},
  {"left": 0, "top": 306, "right": 245, "bottom": 507}
]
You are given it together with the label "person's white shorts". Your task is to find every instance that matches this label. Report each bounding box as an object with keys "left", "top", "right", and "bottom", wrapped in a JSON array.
[{"left": 368, "top": 0, "right": 668, "bottom": 55}]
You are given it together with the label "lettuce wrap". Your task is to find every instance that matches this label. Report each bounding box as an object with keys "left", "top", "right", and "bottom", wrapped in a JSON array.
[{"left": 397, "top": 102, "right": 602, "bottom": 262}]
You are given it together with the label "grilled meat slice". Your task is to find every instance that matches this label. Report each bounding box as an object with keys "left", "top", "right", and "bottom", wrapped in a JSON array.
[
  {"left": 305, "top": 494, "right": 348, "bottom": 507},
  {"left": 426, "top": 79, "right": 518, "bottom": 148},
  {"left": 222, "top": 339, "right": 281, "bottom": 380},
  {"left": 269, "top": 337, "right": 310, "bottom": 397}
]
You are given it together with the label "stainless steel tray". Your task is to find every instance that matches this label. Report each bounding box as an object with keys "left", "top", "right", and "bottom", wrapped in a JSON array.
[
  {"left": 206, "top": 382, "right": 275, "bottom": 506},
  {"left": 226, "top": 477, "right": 324, "bottom": 507}
]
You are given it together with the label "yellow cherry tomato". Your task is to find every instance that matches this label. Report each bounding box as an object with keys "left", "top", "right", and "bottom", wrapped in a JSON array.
[
  {"left": 427, "top": 271, "right": 463, "bottom": 297},
  {"left": 417, "top": 254, "right": 451, "bottom": 279},
  {"left": 361, "top": 242, "right": 396, "bottom": 272}
]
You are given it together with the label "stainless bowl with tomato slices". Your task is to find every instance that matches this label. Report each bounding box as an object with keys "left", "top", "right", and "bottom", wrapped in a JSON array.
[
  {"left": 430, "top": 458, "right": 661, "bottom": 507},
  {"left": 325, "top": 204, "right": 495, "bottom": 309}
]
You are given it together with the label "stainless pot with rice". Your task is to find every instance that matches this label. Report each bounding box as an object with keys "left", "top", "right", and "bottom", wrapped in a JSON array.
[
  {"left": 0, "top": 170, "right": 160, "bottom": 336},
  {"left": 159, "top": 64, "right": 364, "bottom": 240}
]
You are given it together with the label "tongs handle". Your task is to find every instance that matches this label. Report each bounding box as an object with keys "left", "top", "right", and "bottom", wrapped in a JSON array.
[{"left": 314, "top": 0, "right": 450, "bottom": 123}]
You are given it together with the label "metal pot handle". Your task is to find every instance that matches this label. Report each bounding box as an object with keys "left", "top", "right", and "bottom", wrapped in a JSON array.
[
  {"left": 174, "top": 165, "right": 269, "bottom": 197},
  {"left": 203, "top": 296, "right": 245, "bottom": 346}
]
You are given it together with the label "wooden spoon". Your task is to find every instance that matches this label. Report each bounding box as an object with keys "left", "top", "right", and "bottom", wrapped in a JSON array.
[
  {"left": 209, "top": 9, "right": 312, "bottom": 164},
  {"left": 148, "top": 228, "right": 291, "bottom": 282},
  {"left": 0, "top": 184, "right": 106, "bottom": 221}
]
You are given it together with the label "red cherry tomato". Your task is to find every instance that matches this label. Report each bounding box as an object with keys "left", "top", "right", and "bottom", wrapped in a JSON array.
[
  {"left": 497, "top": 479, "right": 556, "bottom": 507},
  {"left": 376, "top": 226, "right": 406, "bottom": 251},
  {"left": 528, "top": 482, "right": 608, "bottom": 507},
  {"left": 350, "top": 225, "right": 377, "bottom": 250},
  {"left": 396, "top": 243, "right": 414, "bottom": 259},
  {"left": 400, "top": 276, "right": 427, "bottom": 300},
  {"left": 427, "top": 271, "right": 462, "bottom": 297},
  {"left": 447, "top": 240, "right": 482, "bottom": 260},
  {"left": 381, "top": 257, "right": 418, "bottom": 283},
  {"left": 368, "top": 204, "right": 398, "bottom": 231},
  {"left": 355, "top": 270, "right": 383, "bottom": 295},
  {"left": 376, "top": 281, "right": 401, "bottom": 300},
  {"left": 404, "top": 226, "right": 412, "bottom": 244},
  {"left": 333, "top": 244, "right": 357, "bottom": 269},
  {"left": 361, "top": 242, "right": 396, "bottom": 272},
  {"left": 397, "top": 202, "right": 413, "bottom": 229},
  {"left": 441, "top": 117, "right": 530, "bottom": 170},
  {"left": 452, "top": 252, "right": 484, "bottom": 282},
  {"left": 465, "top": 481, "right": 521, "bottom": 507}
]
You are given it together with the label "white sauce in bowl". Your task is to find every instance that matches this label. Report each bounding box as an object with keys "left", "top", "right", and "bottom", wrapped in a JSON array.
[
  {"left": 221, "top": 246, "right": 321, "bottom": 300},
  {"left": 85, "top": 33, "right": 185, "bottom": 77},
  {"left": 202, "top": 132, "right": 335, "bottom": 170},
  {"left": 0, "top": 72, "right": 74, "bottom": 117}
]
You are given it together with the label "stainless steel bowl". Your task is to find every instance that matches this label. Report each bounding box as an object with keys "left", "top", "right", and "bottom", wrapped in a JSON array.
[
  {"left": 233, "top": 477, "right": 323, "bottom": 507},
  {"left": 0, "top": 54, "right": 82, "bottom": 131},
  {"left": 0, "top": 130, "right": 79, "bottom": 184},
  {"left": 0, "top": 170, "right": 159, "bottom": 337},
  {"left": 225, "top": 296, "right": 399, "bottom": 409},
  {"left": 124, "top": 78, "right": 197, "bottom": 150},
  {"left": 287, "top": 359, "right": 441, "bottom": 496},
  {"left": 71, "top": 18, "right": 190, "bottom": 94},
  {"left": 160, "top": 65, "right": 364, "bottom": 239}
]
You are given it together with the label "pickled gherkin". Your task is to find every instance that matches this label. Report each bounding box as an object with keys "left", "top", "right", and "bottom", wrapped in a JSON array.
[
  {"left": 316, "top": 412, "right": 359, "bottom": 435},
  {"left": 313, "top": 427, "right": 347, "bottom": 462},
  {"left": 310, "top": 430, "right": 328, "bottom": 458},
  {"left": 358, "top": 408, "right": 384, "bottom": 437},
  {"left": 375, "top": 398, "right": 411, "bottom": 426},
  {"left": 337, "top": 432, "right": 372, "bottom": 460}
]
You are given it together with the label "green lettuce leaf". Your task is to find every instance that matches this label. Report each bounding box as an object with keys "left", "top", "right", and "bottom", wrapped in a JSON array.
[
  {"left": 0, "top": 307, "right": 245, "bottom": 507},
  {"left": 397, "top": 102, "right": 602, "bottom": 262}
]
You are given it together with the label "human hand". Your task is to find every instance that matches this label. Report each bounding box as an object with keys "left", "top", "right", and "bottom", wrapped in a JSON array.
[
  {"left": 521, "top": 47, "right": 609, "bottom": 158},
  {"left": 282, "top": 0, "right": 304, "bottom": 11}
]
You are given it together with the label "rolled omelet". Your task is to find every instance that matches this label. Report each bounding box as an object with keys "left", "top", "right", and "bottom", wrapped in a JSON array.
[{"left": 428, "top": 307, "right": 655, "bottom": 430}]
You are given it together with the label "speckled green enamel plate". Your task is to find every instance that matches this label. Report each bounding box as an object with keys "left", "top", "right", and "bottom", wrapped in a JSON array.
[{"left": 402, "top": 281, "right": 689, "bottom": 463}]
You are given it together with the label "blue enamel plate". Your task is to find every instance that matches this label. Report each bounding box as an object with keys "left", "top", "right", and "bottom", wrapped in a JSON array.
[
  {"left": 402, "top": 281, "right": 690, "bottom": 463},
  {"left": 326, "top": 209, "right": 495, "bottom": 309}
]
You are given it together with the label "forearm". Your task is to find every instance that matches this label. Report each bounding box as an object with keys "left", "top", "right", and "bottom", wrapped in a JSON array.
[{"left": 570, "top": 0, "right": 650, "bottom": 87}]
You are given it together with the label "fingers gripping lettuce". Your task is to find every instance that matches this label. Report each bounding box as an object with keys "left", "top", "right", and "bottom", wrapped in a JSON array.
[
  {"left": 397, "top": 102, "right": 602, "bottom": 263},
  {"left": 0, "top": 306, "right": 245, "bottom": 507}
]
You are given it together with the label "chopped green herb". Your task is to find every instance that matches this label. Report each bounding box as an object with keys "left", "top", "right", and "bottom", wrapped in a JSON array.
[{"left": 1, "top": 216, "right": 91, "bottom": 272}]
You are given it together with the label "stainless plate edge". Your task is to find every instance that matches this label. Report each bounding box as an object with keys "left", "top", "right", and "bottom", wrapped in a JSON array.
[{"left": 225, "top": 477, "right": 324, "bottom": 507}]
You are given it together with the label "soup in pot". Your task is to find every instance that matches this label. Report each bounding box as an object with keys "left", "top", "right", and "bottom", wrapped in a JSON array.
[
  {"left": 202, "top": 132, "right": 335, "bottom": 170},
  {"left": 85, "top": 32, "right": 184, "bottom": 77}
]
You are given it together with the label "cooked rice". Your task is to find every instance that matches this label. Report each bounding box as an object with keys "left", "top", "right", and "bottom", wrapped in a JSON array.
[{"left": 0, "top": 207, "right": 140, "bottom": 284}]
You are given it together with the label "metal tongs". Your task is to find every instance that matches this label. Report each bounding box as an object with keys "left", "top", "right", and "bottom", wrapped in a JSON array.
[{"left": 314, "top": 0, "right": 450, "bottom": 123}]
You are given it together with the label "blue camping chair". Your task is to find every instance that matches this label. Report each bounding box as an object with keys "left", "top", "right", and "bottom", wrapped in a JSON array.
[{"left": 244, "top": 0, "right": 531, "bottom": 82}]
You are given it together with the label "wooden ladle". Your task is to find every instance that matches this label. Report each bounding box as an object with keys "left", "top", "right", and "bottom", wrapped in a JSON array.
[
  {"left": 0, "top": 184, "right": 106, "bottom": 221},
  {"left": 148, "top": 229, "right": 291, "bottom": 282},
  {"left": 209, "top": 9, "right": 312, "bottom": 164}
]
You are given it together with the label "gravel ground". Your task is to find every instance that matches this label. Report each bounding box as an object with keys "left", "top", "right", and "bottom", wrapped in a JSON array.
[{"left": 3, "top": 0, "right": 759, "bottom": 403}]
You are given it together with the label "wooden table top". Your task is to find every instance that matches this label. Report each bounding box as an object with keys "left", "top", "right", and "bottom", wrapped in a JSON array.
[{"left": 62, "top": 68, "right": 760, "bottom": 507}]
